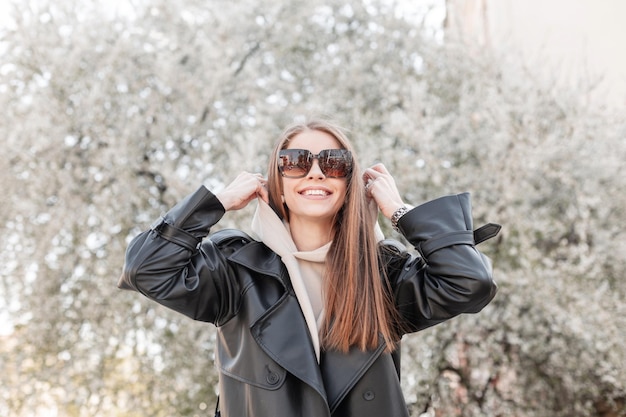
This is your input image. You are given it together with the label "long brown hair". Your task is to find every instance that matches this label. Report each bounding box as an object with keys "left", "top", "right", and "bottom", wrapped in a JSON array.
[{"left": 266, "top": 118, "right": 400, "bottom": 352}]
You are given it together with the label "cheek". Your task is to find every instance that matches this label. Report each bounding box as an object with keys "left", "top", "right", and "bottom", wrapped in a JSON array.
[
  {"left": 333, "top": 182, "right": 348, "bottom": 204},
  {"left": 281, "top": 179, "right": 296, "bottom": 202}
]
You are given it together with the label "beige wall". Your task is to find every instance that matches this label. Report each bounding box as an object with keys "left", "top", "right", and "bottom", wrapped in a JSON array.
[{"left": 447, "top": 0, "right": 626, "bottom": 107}]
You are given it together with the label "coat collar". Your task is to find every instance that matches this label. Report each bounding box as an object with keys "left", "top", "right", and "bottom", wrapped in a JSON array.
[
  {"left": 228, "top": 242, "right": 386, "bottom": 411},
  {"left": 321, "top": 343, "right": 386, "bottom": 412},
  {"left": 251, "top": 200, "right": 326, "bottom": 362}
]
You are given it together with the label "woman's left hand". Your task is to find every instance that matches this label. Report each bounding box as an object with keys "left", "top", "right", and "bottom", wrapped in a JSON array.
[{"left": 363, "top": 163, "right": 406, "bottom": 219}]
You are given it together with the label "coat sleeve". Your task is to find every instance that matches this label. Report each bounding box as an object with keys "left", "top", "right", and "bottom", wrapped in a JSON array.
[
  {"left": 385, "top": 192, "right": 498, "bottom": 333},
  {"left": 117, "top": 186, "right": 242, "bottom": 324}
]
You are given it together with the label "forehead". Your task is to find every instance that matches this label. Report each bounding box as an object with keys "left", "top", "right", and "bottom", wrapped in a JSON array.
[{"left": 286, "top": 129, "right": 342, "bottom": 153}]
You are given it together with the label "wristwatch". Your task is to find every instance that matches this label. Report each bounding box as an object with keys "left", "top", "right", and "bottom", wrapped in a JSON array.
[{"left": 391, "top": 206, "right": 409, "bottom": 232}]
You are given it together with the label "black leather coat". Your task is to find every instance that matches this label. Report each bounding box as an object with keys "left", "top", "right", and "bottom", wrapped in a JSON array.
[{"left": 119, "top": 186, "right": 499, "bottom": 417}]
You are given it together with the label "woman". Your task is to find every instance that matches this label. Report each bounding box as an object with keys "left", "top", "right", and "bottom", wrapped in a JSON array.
[{"left": 119, "top": 118, "right": 500, "bottom": 417}]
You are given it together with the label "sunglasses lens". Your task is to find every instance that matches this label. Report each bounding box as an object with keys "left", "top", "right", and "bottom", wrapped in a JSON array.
[
  {"left": 278, "top": 149, "right": 311, "bottom": 178},
  {"left": 278, "top": 149, "right": 352, "bottom": 178},
  {"left": 318, "top": 149, "right": 352, "bottom": 178}
]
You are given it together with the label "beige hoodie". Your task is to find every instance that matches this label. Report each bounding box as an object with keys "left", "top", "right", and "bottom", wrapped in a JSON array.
[
  {"left": 251, "top": 200, "right": 327, "bottom": 362},
  {"left": 251, "top": 200, "right": 385, "bottom": 362}
]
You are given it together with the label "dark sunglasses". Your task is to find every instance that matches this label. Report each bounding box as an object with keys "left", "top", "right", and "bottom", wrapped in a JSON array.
[{"left": 278, "top": 148, "right": 353, "bottom": 178}]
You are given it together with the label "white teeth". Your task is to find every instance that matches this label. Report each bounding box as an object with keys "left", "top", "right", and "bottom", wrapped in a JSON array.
[{"left": 302, "top": 189, "right": 328, "bottom": 196}]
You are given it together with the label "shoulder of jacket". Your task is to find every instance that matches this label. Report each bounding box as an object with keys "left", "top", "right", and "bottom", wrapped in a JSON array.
[{"left": 209, "top": 228, "right": 255, "bottom": 249}]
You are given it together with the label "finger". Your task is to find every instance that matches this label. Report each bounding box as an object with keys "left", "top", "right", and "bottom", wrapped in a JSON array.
[
  {"left": 362, "top": 168, "right": 379, "bottom": 183},
  {"left": 254, "top": 174, "right": 267, "bottom": 186},
  {"left": 364, "top": 177, "right": 381, "bottom": 199},
  {"left": 257, "top": 185, "right": 269, "bottom": 204},
  {"left": 363, "top": 170, "right": 384, "bottom": 187},
  {"left": 254, "top": 175, "right": 269, "bottom": 203},
  {"left": 368, "top": 163, "right": 388, "bottom": 174},
  {"left": 364, "top": 164, "right": 389, "bottom": 179}
]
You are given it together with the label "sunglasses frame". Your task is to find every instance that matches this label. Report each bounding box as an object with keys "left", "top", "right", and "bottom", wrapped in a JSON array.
[{"left": 278, "top": 148, "right": 353, "bottom": 178}]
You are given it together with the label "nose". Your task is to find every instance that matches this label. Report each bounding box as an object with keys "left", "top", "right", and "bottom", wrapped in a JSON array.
[{"left": 307, "top": 158, "right": 326, "bottom": 178}]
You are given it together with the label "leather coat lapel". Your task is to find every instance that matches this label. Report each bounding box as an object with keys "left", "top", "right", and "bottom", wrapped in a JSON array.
[
  {"left": 251, "top": 293, "right": 327, "bottom": 400},
  {"left": 321, "top": 343, "right": 386, "bottom": 413},
  {"left": 229, "top": 243, "right": 328, "bottom": 402}
]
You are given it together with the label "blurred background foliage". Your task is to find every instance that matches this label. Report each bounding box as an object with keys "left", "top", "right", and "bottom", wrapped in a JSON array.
[{"left": 1, "top": 0, "right": 624, "bottom": 416}]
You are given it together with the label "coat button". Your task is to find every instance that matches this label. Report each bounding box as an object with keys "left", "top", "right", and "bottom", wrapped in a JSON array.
[
  {"left": 266, "top": 371, "right": 280, "bottom": 385},
  {"left": 363, "top": 390, "right": 375, "bottom": 401}
]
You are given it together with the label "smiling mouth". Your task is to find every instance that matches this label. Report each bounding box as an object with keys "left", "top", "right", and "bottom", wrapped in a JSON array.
[{"left": 300, "top": 189, "right": 330, "bottom": 196}]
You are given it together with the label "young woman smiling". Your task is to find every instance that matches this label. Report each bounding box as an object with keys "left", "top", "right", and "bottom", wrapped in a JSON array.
[{"left": 119, "top": 118, "right": 500, "bottom": 417}]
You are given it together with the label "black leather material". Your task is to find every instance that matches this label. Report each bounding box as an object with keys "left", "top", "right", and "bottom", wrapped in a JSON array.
[
  {"left": 119, "top": 186, "right": 499, "bottom": 417},
  {"left": 151, "top": 219, "right": 201, "bottom": 252},
  {"left": 473, "top": 223, "right": 502, "bottom": 245}
]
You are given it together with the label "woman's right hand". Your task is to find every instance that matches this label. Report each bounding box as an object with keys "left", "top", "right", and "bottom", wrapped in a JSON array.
[{"left": 214, "top": 172, "right": 269, "bottom": 211}]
